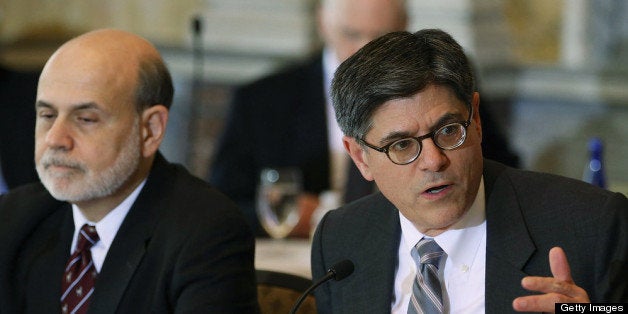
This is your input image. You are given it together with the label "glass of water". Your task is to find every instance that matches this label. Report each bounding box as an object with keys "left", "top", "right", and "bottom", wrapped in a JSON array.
[{"left": 256, "top": 167, "right": 303, "bottom": 239}]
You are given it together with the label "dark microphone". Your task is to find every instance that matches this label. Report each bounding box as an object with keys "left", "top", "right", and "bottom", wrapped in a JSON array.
[
  {"left": 289, "top": 259, "right": 354, "bottom": 314},
  {"left": 190, "top": 15, "right": 204, "bottom": 80}
]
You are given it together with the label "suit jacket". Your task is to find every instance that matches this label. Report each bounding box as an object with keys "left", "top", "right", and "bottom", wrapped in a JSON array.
[
  {"left": 0, "top": 66, "right": 39, "bottom": 189},
  {"left": 311, "top": 159, "right": 628, "bottom": 313},
  {"left": 209, "top": 55, "right": 334, "bottom": 235},
  {"left": 0, "top": 153, "right": 258, "bottom": 314},
  {"left": 209, "top": 54, "right": 521, "bottom": 235}
]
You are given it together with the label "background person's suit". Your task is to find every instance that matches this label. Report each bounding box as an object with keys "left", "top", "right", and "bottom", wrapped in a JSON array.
[
  {"left": 210, "top": 55, "right": 334, "bottom": 235},
  {"left": 0, "top": 153, "right": 258, "bottom": 314},
  {"left": 311, "top": 159, "right": 628, "bottom": 313},
  {"left": 0, "top": 66, "right": 39, "bottom": 189},
  {"left": 209, "top": 55, "right": 520, "bottom": 235}
]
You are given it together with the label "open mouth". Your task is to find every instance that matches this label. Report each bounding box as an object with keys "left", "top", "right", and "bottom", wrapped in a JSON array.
[{"left": 425, "top": 185, "right": 449, "bottom": 194}]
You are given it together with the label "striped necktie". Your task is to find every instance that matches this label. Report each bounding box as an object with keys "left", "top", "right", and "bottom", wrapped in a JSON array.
[
  {"left": 407, "top": 238, "right": 445, "bottom": 314},
  {"left": 61, "top": 224, "right": 100, "bottom": 314}
]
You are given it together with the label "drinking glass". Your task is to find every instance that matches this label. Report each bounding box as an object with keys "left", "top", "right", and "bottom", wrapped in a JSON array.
[{"left": 256, "top": 167, "right": 303, "bottom": 239}]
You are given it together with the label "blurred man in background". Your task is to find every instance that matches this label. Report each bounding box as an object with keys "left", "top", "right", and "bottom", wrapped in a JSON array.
[
  {"left": 210, "top": 0, "right": 408, "bottom": 237},
  {"left": 210, "top": 0, "right": 519, "bottom": 237}
]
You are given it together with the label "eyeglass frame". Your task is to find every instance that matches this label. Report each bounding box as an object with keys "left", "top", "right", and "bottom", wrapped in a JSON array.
[{"left": 358, "top": 105, "right": 474, "bottom": 165}]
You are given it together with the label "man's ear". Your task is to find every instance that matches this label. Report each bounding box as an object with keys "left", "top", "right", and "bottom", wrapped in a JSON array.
[
  {"left": 343, "top": 135, "right": 374, "bottom": 181},
  {"left": 140, "top": 105, "right": 169, "bottom": 158}
]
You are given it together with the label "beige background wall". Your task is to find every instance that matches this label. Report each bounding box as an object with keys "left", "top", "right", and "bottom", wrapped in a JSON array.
[{"left": 1, "top": 0, "right": 627, "bottom": 194}]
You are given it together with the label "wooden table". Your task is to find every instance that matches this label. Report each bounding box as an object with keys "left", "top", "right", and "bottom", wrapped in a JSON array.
[{"left": 255, "top": 238, "right": 312, "bottom": 278}]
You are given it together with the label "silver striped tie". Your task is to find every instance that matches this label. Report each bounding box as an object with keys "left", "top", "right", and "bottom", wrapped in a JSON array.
[{"left": 407, "top": 238, "right": 445, "bottom": 314}]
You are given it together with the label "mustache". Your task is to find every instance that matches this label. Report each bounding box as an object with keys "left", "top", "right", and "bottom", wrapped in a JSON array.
[{"left": 40, "top": 152, "right": 85, "bottom": 171}]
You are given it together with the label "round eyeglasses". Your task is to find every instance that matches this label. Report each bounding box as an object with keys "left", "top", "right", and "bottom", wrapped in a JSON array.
[{"left": 359, "top": 107, "right": 473, "bottom": 165}]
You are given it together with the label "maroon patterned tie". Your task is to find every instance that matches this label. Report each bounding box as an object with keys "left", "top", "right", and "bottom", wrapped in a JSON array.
[{"left": 61, "top": 224, "right": 100, "bottom": 314}]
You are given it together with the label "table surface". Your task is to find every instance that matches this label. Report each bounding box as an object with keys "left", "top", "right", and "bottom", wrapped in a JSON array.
[{"left": 255, "top": 238, "right": 312, "bottom": 279}]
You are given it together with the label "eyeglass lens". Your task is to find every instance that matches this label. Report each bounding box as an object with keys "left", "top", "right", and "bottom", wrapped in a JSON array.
[{"left": 388, "top": 123, "right": 466, "bottom": 164}]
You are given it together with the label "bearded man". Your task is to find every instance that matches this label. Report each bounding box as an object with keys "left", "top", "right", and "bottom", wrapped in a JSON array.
[{"left": 0, "top": 29, "right": 258, "bottom": 314}]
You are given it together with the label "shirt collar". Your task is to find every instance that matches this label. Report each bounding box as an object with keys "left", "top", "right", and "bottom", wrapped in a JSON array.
[
  {"left": 399, "top": 176, "right": 486, "bottom": 267},
  {"left": 71, "top": 179, "right": 147, "bottom": 252}
]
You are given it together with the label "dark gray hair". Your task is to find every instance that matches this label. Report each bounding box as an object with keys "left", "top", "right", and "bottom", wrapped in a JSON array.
[
  {"left": 135, "top": 57, "right": 174, "bottom": 112},
  {"left": 331, "top": 29, "right": 475, "bottom": 139}
]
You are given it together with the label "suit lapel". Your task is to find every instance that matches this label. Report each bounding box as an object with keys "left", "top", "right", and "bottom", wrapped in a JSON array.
[
  {"left": 89, "top": 155, "right": 171, "bottom": 314},
  {"left": 483, "top": 160, "right": 536, "bottom": 313},
  {"left": 89, "top": 209, "right": 152, "bottom": 314},
  {"left": 89, "top": 214, "right": 152, "bottom": 314},
  {"left": 295, "top": 56, "right": 330, "bottom": 193},
  {"left": 340, "top": 195, "right": 400, "bottom": 313}
]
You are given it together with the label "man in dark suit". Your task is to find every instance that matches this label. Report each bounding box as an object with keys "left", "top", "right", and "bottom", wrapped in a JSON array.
[
  {"left": 210, "top": 0, "right": 409, "bottom": 237},
  {"left": 311, "top": 29, "right": 627, "bottom": 313},
  {"left": 0, "top": 29, "right": 258, "bottom": 313},
  {"left": 0, "top": 65, "right": 39, "bottom": 191},
  {"left": 209, "top": 0, "right": 519, "bottom": 237}
]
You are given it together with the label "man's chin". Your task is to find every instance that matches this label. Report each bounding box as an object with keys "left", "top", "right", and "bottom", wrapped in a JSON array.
[
  {"left": 41, "top": 179, "right": 86, "bottom": 202},
  {"left": 47, "top": 188, "right": 84, "bottom": 202}
]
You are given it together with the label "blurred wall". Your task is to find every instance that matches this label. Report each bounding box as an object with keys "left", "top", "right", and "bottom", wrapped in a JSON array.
[{"left": 1, "top": 0, "right": 627, "bottom": 194}]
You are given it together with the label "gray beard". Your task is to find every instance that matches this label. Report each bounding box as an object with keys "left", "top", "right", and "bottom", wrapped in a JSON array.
[{"left": 37, "top": 121, "right": 141, "bottom": 203}]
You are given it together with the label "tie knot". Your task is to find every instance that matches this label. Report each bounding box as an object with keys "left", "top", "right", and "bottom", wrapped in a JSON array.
[
  {"left": 414, "top": 238, "right": 444, "bottom": 267},
  {"left": 76, "top": 224, "right": 99, "bottom": 253}
]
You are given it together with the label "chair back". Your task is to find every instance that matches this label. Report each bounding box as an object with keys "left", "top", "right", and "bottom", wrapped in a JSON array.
[{"left": 256, "top": 269, "right": 316, "bottom": 314}]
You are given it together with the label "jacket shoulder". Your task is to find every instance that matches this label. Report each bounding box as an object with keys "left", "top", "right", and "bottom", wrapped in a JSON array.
[
  {"left": 485, "top": 159, "right": 627, "bottom": 232},
  {"left": 235, "top": 56, "right": 322, "bottom": 96},
  {"left": 0, "top": 183, "right": 61, "bottom": 224}
]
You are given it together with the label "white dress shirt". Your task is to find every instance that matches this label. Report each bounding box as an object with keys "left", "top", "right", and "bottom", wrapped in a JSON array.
[
  {"left": 392, "top": 177, "right": 487, "bottom": 314},
  {"left": 70, "top": 179, "right": 146, "bottom": 272}
]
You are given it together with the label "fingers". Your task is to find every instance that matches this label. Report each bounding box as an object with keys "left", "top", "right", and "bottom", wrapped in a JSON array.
[
  {"left": 520, "top": 276, "right": 586, "bottom": 298},
  {"left": 512, "top": 247, "right": 590, "bottom": 312},
  {"left": 512, "top": 293, "right": 566, "bottom": 312},
  {"left": 521, "top": 247, "right": 578, "bottom": 296},
  {"left": 513, "top": 277, "right": 589, "bottom": 312},
  {"left": 549, "top": 247, "right": 572, "bottom": 282}
]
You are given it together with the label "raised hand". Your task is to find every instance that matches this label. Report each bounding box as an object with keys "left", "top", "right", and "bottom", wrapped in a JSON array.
[{"left": 513, "top": 247, "right": 590, "bottom": 313}]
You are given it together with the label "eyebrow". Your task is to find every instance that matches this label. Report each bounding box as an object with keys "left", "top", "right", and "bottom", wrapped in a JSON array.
[
  {"left": 35, "top": 100, "right": 101, "bottom": 111},
  {"left": 377, "top": 111, "right": 466, "bottom": 146}
]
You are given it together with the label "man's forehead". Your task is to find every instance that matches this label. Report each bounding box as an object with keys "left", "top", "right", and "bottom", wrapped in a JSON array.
[
  {"left": 36, "top": 69, "right": 136, "bottom": 116},
  {"left": 38, "top": 47, "right": 138, "bottom": 101},
  {"left": 373, "top": 88, "right": 466, "bottom": 118},
  {"left": 366, "top": 94, "right": 467, "bottom": 137}
]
